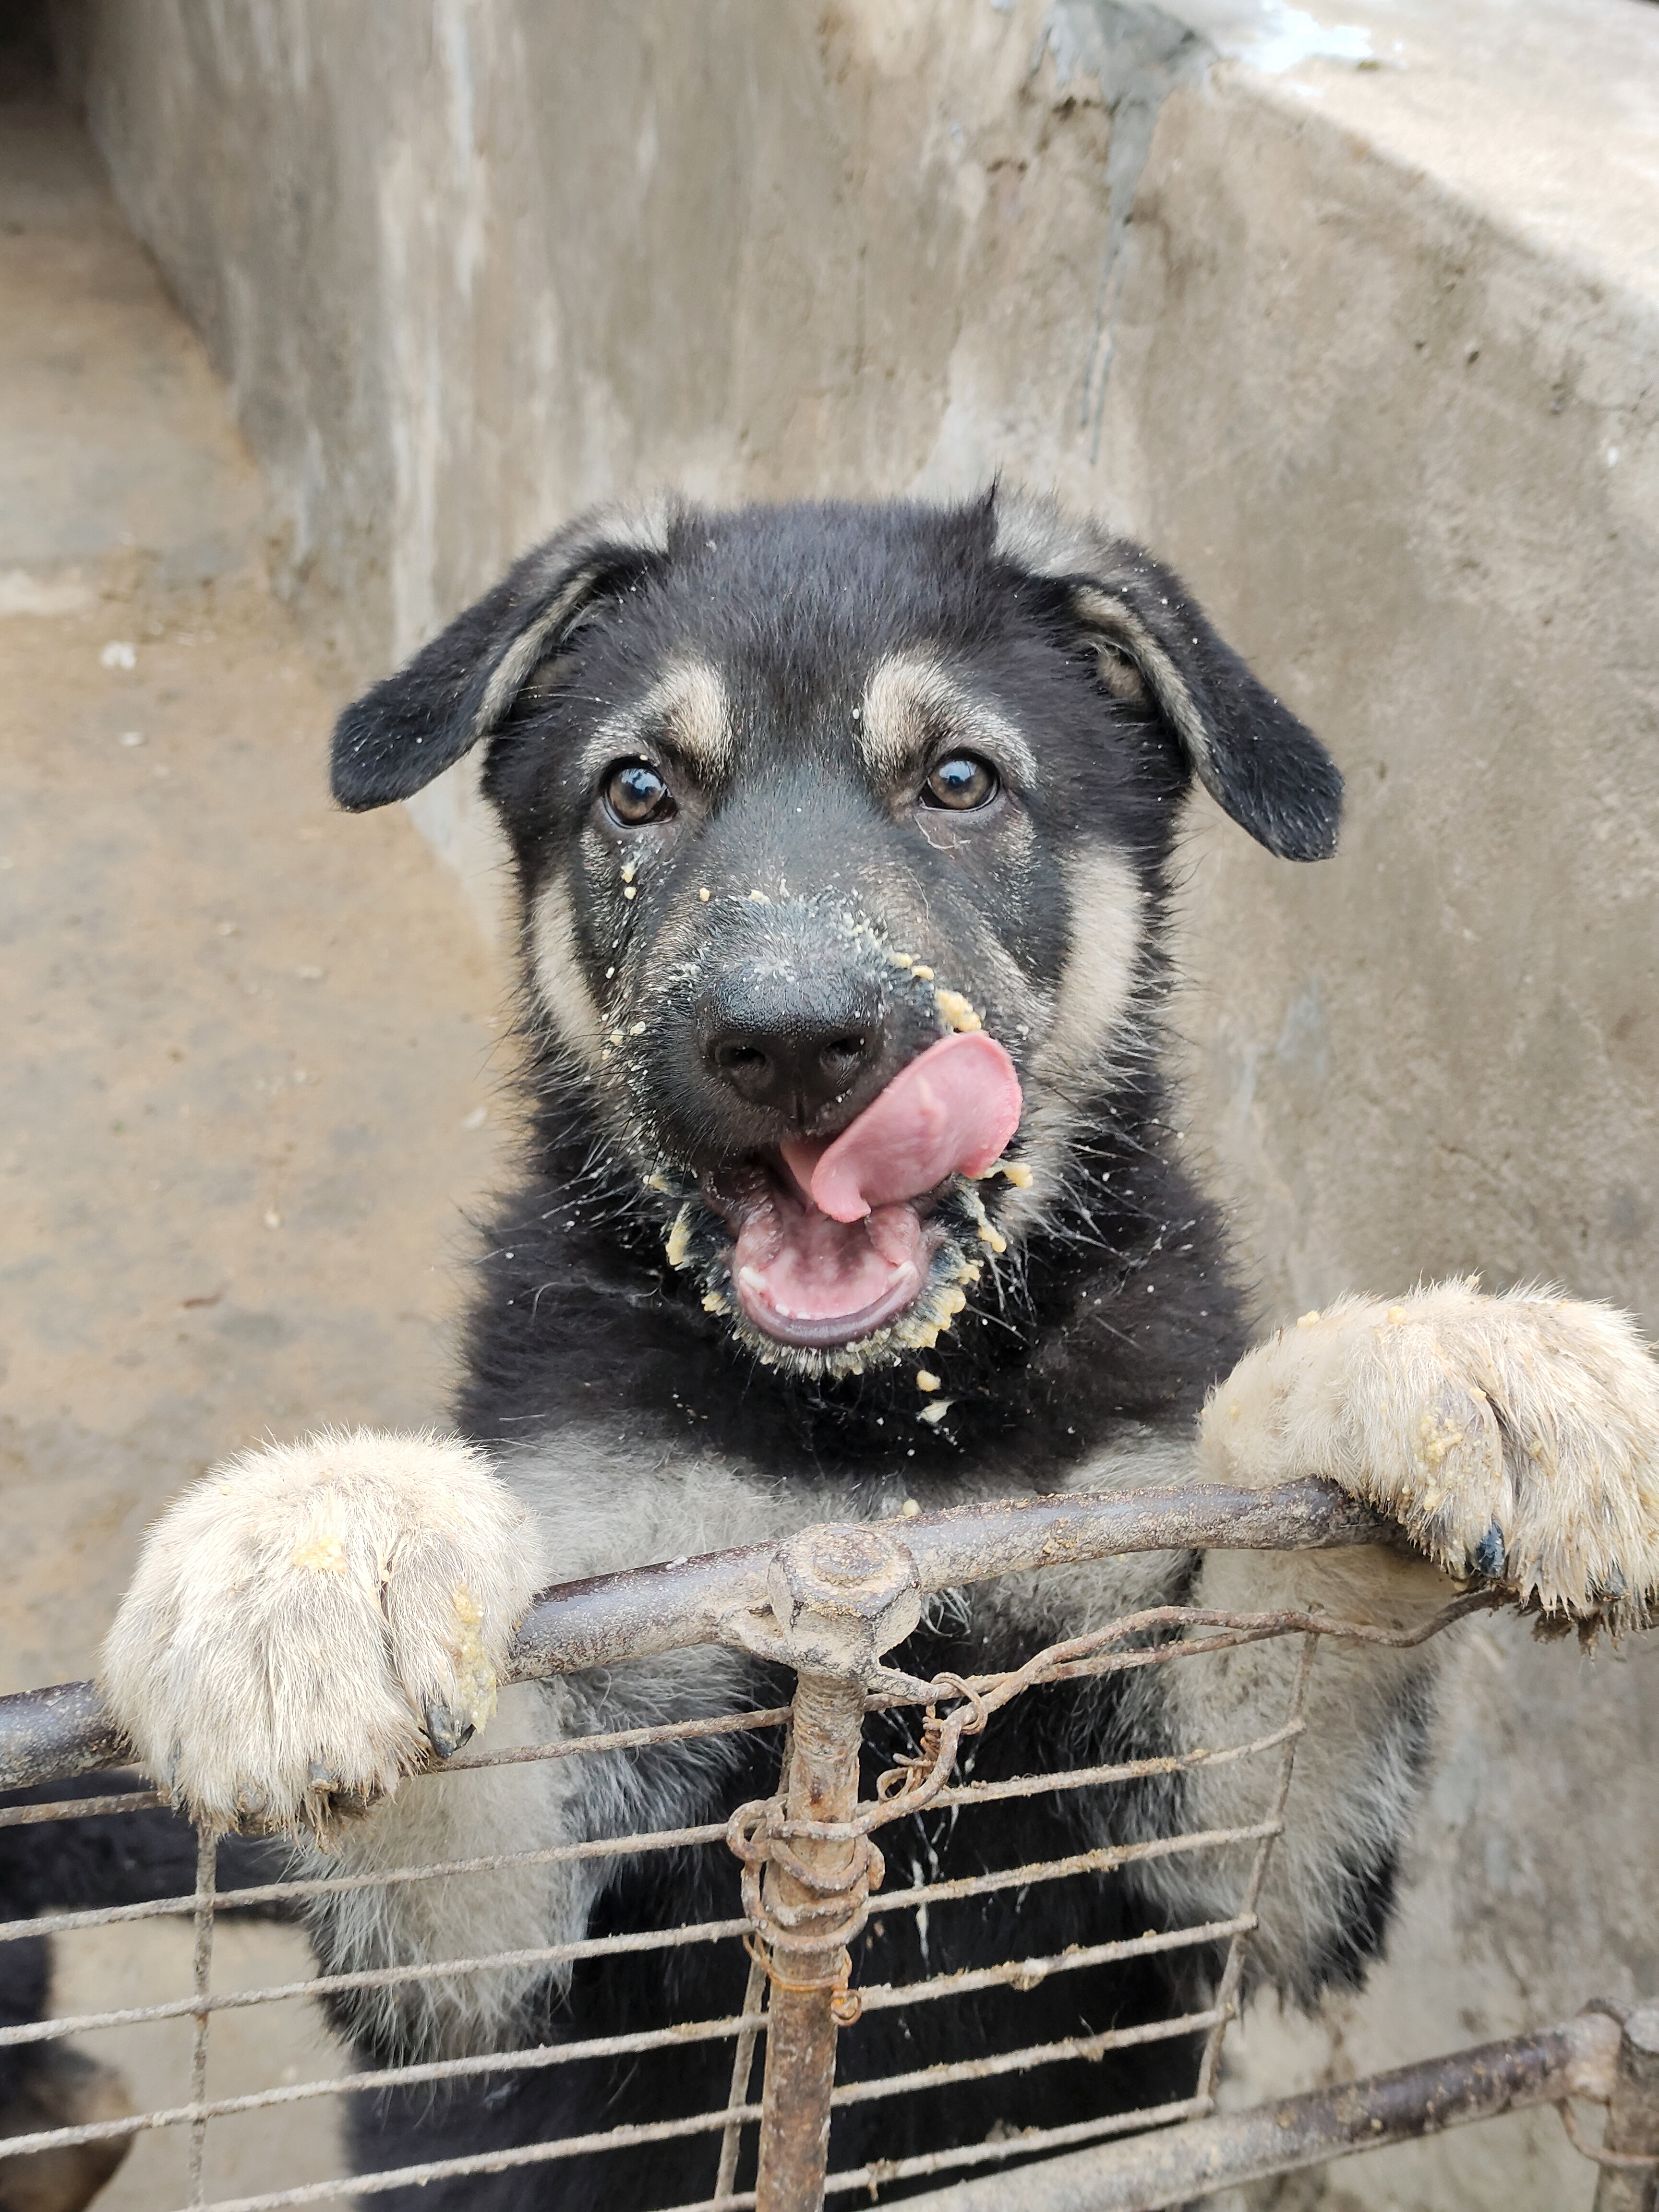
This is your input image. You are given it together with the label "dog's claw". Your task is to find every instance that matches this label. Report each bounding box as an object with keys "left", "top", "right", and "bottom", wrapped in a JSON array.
[
  {"left": 1472, "top": 1521, "right": 1506, "bottom": 1578},
  {"left": 424, "top": 1701, "right": 476, "bottom": 1761},
  {"left": 308, "top": 1761, "right": 340, "bottom": 1789}
]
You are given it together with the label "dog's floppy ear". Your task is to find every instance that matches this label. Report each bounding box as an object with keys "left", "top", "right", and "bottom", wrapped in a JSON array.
[
  {"left": 331, "top": 497, "right": 674, "bottom": 812},
  {"left": 993, "top": 493, "right": 1342, "bottom": 861}
]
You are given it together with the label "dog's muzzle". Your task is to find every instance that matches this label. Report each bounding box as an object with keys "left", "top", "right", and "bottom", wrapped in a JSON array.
[{"left": 702, "top": 1032, "right": 1021, "bottom": 1349}]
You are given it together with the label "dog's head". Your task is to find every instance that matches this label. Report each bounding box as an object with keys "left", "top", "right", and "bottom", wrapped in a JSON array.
[{"left": 334, "top": 491, "right": 1339, "bottom": 1395}]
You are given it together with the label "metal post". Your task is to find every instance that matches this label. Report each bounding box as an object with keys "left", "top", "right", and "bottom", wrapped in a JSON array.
[
  {"left": 186, "top": 1824, "right": 217, "bottom": 2206},
  {"left": 0, "top": 1480, "right": 1394, "bottom": 1791},
  {"left": 752, "top": 1665, "right": 869, "bottom": 2211},
  {"left": 1594, "top": 2004, "right": 1659, "bottom": 2212},
  {"left": 751, "top": 1525, "right": 922, "bottom": 2212}
]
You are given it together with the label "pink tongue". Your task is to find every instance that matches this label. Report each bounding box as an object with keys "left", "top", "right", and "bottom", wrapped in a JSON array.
[
  {"left": 734, "top": 1033, "right": 1022, "bottom": 1345},
  {"left": 781, "top": 1032, "right": 1022, "bottom": 1225}
]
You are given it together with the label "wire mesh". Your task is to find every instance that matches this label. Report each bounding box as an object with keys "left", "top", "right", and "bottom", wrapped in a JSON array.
[{"left": 0, "top": 1564, "right": 1490, "bottom": 2212}]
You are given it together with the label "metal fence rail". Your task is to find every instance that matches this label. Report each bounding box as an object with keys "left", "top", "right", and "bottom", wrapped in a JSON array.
[{"left": 0, "top": 1477, "right": 1650, "bottom": 2211}]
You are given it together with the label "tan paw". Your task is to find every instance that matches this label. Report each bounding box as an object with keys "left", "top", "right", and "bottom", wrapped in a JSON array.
[
  {"left": 1200, "top": 1281, "right": 1659, "bottom": 1627},
  {"left": 100, "top": 1431, "right": 545, "bottom": 1834}
]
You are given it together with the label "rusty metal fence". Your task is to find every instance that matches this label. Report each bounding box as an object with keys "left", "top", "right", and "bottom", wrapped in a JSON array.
[{"left": 0, "top": 1476, "right": 1652, "bottom": 2211}]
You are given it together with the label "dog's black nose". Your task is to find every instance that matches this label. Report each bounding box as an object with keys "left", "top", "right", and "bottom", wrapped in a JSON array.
[{"left": 703, "top": 968, "right": 883, "bottom": 1124}]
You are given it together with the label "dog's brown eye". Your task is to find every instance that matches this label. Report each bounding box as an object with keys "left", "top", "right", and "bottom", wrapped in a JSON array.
[
  {"left": 923, "top": 755, "right": 998, "bottom": 810},
  {"left": 603, "top": 760, "right": 673, "bottom": 826}
]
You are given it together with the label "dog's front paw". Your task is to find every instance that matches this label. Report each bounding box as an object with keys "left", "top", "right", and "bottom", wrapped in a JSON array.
[
  {"left": 1200, "top": 1282, "right": 1659, "bottom": 1627},
  {"left": 100, "top": 1431, "right": 545, "bottom": 1834}
]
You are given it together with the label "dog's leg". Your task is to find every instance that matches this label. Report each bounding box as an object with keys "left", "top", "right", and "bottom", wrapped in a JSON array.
[
  {"left": 101, "top": 1431, "right": 549, "bottom": 1837},
  {"left": 1130, "top": 1282, "right": 1659, "bottom": 1995},
  {"left": 99, "top": 1431, "right": 790, "bottom": 2062},
  {"left": 0, "top": 2037, "right": 133, "bottom": 2212},
  {"left": 1199, "top": 1281, "right": 1659, "bottom": 1619}
]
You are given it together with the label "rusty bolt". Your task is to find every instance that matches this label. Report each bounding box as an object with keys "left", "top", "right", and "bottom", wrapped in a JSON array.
[{"left": 767, "top": 1523, "right": 922, "bottom": 1680}]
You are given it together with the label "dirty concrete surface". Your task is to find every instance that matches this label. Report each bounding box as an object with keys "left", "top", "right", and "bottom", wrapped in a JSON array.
[{"left": 0, "top": 87, "right": 508, "bottom": 2205}]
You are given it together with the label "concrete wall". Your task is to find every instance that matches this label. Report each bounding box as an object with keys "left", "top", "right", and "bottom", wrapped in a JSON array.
[{"left": 52, "top": 2, "right": 1659, "bottom": 2202}]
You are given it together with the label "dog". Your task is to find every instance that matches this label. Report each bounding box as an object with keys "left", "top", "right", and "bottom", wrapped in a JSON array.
[{"left": 46, "top": 488, "right": 1658, "bottom": 2207}]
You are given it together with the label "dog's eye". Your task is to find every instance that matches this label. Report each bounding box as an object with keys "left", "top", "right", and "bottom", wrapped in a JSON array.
[
  {"left": 602, "top": 760, "right": 674, "bottom": 826},
  {"left": 922, "top": 755, "right": 998, "bottom": 811}
]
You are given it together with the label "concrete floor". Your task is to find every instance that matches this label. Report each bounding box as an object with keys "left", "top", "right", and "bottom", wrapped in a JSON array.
[{"left": 0, "top": 93, "right": 509, "bottom": 2206}]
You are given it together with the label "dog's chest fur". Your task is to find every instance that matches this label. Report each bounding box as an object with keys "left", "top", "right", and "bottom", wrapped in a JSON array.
[
  {"left": 345, "top": 1624, "right": 1213, "bottom": 2208},
  {"left": 392, "top": 1089, "right": 1247, "bottom": 2201},
  {"left": 457, "top": 1127, "right": 1245, "bottom": 1487}
]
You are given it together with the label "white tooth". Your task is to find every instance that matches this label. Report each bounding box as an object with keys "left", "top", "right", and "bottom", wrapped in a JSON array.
[{"left": 738, "top": 1266, "right": 769, "bottom": 1292}]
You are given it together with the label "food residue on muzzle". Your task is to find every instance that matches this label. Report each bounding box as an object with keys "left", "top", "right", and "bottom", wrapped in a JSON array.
[{"left": 695, "top": 1031, "right": 1022, "bottom": 1352}]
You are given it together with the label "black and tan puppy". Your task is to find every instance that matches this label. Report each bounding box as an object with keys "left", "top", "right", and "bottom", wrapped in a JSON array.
[{"left": 95, "top": 491, "right": 1659, "bottom": 2206}]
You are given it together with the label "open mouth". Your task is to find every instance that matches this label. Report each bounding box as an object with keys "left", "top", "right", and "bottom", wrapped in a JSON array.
[{"left": 702, "top": 1032, "right": 1022, "bottom": 1351}]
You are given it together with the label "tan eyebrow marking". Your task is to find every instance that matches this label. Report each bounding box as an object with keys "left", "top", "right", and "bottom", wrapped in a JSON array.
[
  {"left": 858, "top": 650, "right": 1037, "bottom": 788},
  {"left": 581, "top": 656, "right": 733, "bottom": 781}
]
